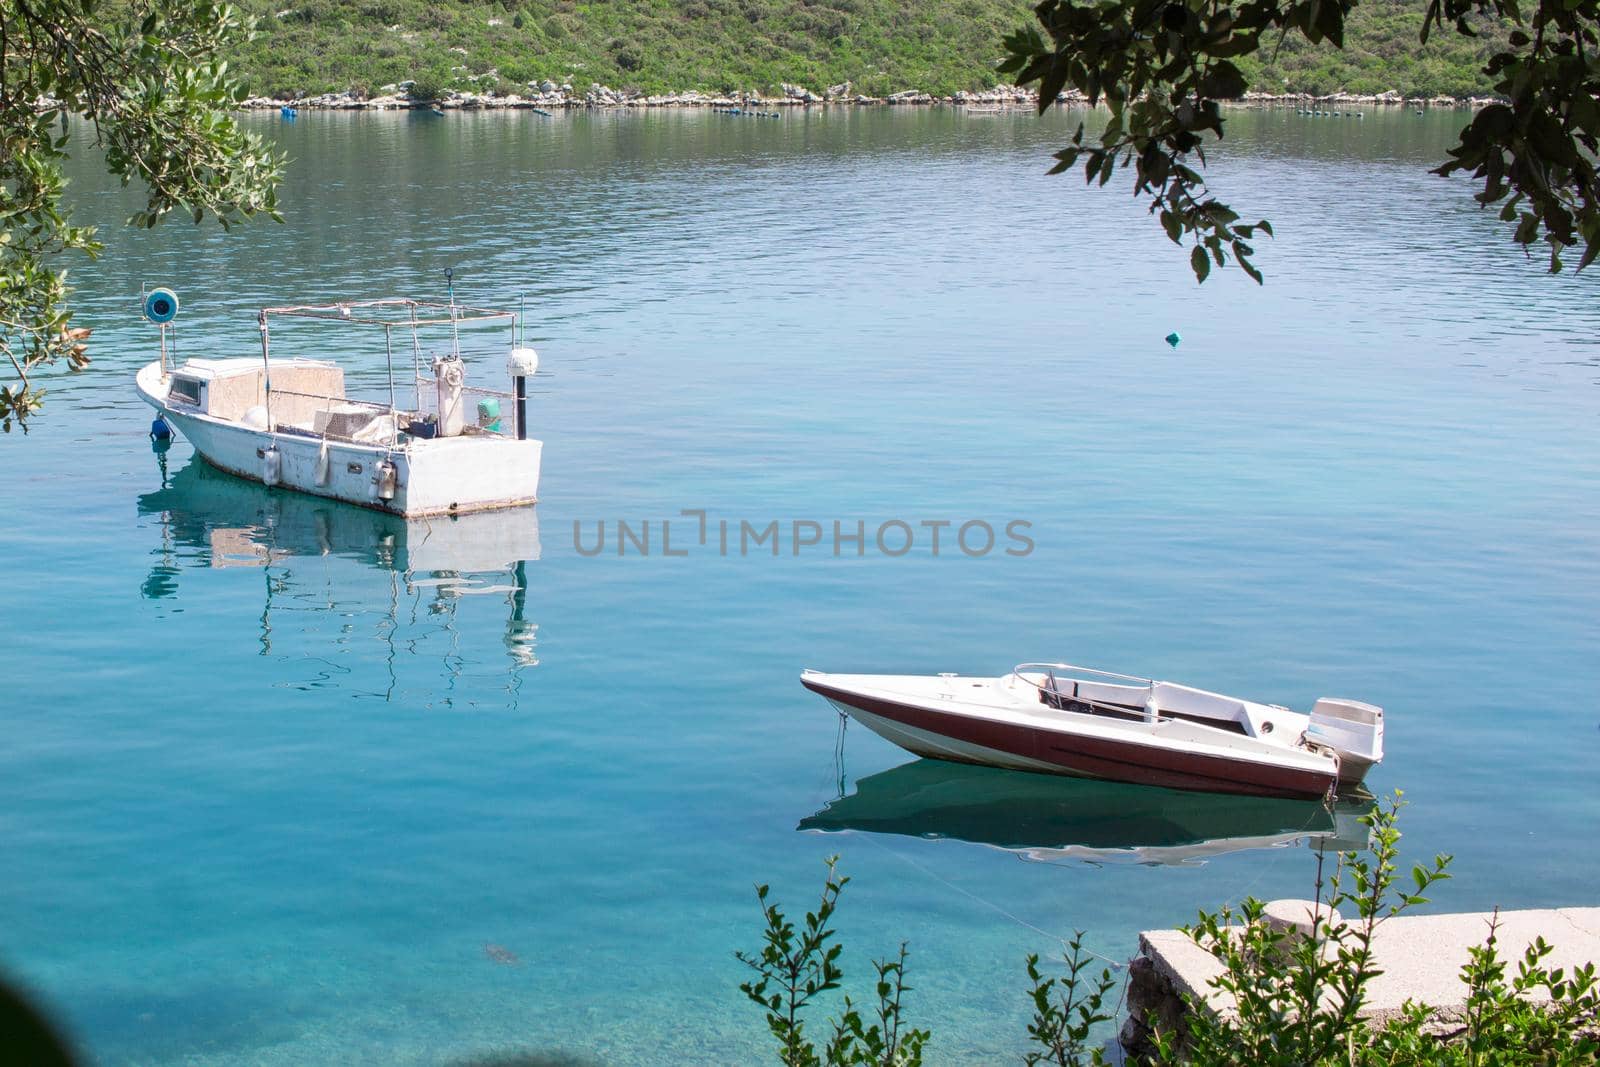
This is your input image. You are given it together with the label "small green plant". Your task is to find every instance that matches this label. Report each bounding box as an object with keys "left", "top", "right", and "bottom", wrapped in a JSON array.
[
  {"left": 833, "top": 944, "right": 929, "bottom": 1067},
  {"left": 735, "top": 857, "right": 929, "bottom": 1067},
  {"left": 1023, "top": 932, "right": 1118, "bottom": 1066},
  {"left": 1363, "top": 914, "right": 1600, "bottom": 1066}
]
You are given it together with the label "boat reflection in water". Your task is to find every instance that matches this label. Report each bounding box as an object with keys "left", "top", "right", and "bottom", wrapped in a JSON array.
[
  {"left": 138, "top": 459, "right": 542, "bottom": 683},
  {"left": 800, "top": 759, "right": 1373, "bottom": 867}
]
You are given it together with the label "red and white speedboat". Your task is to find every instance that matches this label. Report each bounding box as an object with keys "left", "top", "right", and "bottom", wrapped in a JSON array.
[{"left": 800, "top": 664, "right": 1383, "bottom": 799}]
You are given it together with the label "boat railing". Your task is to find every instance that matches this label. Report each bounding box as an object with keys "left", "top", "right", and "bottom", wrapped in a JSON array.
[
  {"left": 260, "top": 298, "right": 515, "bottom": 328},
  {"left": 255, "top": 295, "right": 526, "bottom": 431},
  {"left": 414, "top": 372, "right": 516, "bottom": 402},
  {"left": 269, "top": 389, "right": 392, "bottom": 411}
]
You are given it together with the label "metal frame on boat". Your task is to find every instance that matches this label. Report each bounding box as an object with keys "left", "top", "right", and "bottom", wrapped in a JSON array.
[
  {"left": 135, "top": 286, "right": 544, "bottom": 517},
  {"left": 800, "top": 663, "right": 1384, "bottom": 800}
]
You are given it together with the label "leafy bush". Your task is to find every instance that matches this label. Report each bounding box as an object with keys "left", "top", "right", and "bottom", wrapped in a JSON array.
[
  {"left": 407, "top": 72, "right": 449, "bottom": 101},
  {"left": 1152, "top": 793, "right": 1453, "bottom": 1064},
  {"left": 736, "top": 858, "right": 929, "bottom": 1067}
]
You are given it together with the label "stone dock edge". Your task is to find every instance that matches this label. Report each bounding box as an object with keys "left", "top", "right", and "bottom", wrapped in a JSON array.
[{"left": 1123, "top": 905, "right": 1600, "bottom": 1056}]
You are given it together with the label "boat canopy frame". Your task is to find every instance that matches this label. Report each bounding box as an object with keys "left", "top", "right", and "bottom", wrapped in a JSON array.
[{"left": 254, "top": 297, "right": 523, "bottom": 446}]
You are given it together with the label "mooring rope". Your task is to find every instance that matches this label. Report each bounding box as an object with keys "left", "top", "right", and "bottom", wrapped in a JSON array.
[
  {"left": 1211, "top": 793, "right": 1344, "bottom": 912},
  {"left": 848, "top": 828, "right": 1129, "bottom": 971}
]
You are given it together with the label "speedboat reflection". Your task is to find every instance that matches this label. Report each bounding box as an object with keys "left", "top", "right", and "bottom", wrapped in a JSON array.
[
  {"left": 799, "top": 759, "right": 1372, "bottom": 867},
  {"left": 138, "top": 458, "right": 541, "bottom": 669}
]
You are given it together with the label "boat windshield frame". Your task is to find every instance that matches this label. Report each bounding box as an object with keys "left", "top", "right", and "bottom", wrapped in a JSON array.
[
  {"left": 1013, "top": 663, "right": 1153, "bottom": 688},
  {"left": 1012, "top": 662, "right": 1164, "bottom": 720}
]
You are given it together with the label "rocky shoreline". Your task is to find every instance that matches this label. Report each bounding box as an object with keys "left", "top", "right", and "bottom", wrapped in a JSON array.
[{"left": 247, "top": 81, "right": 1499, "bottom": 112}]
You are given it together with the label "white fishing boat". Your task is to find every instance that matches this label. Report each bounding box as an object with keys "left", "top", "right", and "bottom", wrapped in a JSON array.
[
  {"left": 134, "top": 283, "right": 543, "bottom": 517},
  {"left": 801, "top": 663, "right": 1384, "bottom": 799}
]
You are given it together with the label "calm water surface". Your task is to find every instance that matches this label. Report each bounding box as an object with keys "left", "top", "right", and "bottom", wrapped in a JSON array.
[{"left": 3, "top": 107, "right": 1598, "bottom": 1065}]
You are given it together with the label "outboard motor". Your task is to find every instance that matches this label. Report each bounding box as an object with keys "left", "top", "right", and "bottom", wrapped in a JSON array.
[
  {"left": 432, "top": 354, "right": 466, "bottom": 437},
  {"left": 1307, "top": 698, "right": 1384, "bottom": 788}
]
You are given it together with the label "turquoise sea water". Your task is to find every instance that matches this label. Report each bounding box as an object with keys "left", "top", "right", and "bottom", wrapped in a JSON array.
[{"left": 3, "top": 107, "right": 1599, "bottom": 1065}]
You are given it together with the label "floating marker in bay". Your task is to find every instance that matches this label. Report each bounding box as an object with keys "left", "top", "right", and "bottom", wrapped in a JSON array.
[{"left": 1165, "top": 331, "right": 1181, "bottom": 348}]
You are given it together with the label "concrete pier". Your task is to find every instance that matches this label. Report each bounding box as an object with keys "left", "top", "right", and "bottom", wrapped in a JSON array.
[{"left": 1123, "top": 906, "right": 1600, "bottom": 1054}]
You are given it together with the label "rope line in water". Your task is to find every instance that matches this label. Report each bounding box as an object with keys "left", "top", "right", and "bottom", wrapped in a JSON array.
[
  {"left": 1214, "top": 793, "right": 1342, "bottom": 912},
  {"left": 850, "top": 829, "right": 1129, "bottom": 970}
]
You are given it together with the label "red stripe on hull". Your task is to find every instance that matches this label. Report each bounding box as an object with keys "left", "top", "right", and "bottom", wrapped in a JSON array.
[{"left": 803, "top": 678, "right": 1335, "bottom": 800}]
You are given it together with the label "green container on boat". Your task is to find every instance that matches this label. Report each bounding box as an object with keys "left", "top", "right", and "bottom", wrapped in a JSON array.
[{"left": 477, "top": 398, "right": 502, "bottom": 433}]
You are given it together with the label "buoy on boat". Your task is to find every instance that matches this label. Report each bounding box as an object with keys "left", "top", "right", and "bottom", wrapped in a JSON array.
[
  {"left": 262, "top": 445, "right": 282, "bottom": 487},
  {"left": 315, "top": 440, "right": 331, "bottom": 486},
  {"left": 149, "top": 415, "right": 172, "bottom": 441},
  {"left": 370, "top": 461, "right": 398, "bottom": 502},
  {"left": 1165, "top": 331, "right": 1182, "bottom": 348}
]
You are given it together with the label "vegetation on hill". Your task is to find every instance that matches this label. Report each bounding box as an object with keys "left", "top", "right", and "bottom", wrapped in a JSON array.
[
  {"left": 224, "top": 0, "right": 1505, "bottom": 101},
  {"left": 226, "top": 0, "right": 1032, "bottom": 100},
  {"left": 1237, "top": 0, "right": 1510, "bottom": 98}
]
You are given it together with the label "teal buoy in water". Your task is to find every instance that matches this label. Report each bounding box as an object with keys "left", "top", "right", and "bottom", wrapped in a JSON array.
[{"left": 1165, "top": 332, "right": 1181, "bottom": 349}]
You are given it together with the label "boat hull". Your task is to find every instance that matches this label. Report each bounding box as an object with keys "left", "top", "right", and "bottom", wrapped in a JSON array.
[{"left": 802, "top": 675, "right": 1340, "bottom": 800}]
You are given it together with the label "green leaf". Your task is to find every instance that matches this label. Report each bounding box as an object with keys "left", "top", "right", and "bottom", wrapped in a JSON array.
[{"left": 1200, "top": 61, "right": 1248, "bottom": 100}]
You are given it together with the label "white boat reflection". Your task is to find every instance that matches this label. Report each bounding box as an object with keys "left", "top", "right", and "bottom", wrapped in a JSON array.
[
  {"left": 799, "top": 758, "right": 1372, "bottom": 867},
  {"left": 138, "top": 458, "right": 541, "bottom": 672}
]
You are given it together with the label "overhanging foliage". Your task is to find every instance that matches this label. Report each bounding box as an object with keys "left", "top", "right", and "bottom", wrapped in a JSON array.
[
  {"left": 1, "top": 0, "right": 285, "bottom": 432},
  {"left": 1001, "top": 0, "right": 1600, "bottom": 281}
]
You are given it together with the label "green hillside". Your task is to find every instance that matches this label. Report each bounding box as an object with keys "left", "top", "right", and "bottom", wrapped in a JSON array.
[
  {"left": 226, "top": 0, "right": 1505, "bottom": 101},
  {"left": 228, "top": 0, "right": 1032, "bottom": 99},
  {"left": 1240, "top": 0, "right": 1510, "bottom": 97}
]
